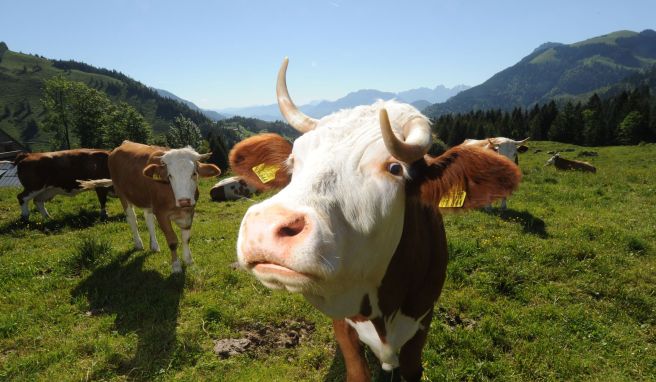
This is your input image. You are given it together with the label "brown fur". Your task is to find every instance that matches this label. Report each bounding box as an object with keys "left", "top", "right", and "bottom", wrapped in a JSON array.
[
  {"left": 230, "top": 134, "right": 521, "bottom": 381},
  {"left": 15, "top": 148, "right": 111, "bottom": 217},
  {"left": 228, "top": 133, "right": 292, "bottom": 190},
  {"left": 108, "top": 141, "right": 220, "bottom": 265}
]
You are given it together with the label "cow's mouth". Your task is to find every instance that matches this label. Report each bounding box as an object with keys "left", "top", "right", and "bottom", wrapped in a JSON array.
[{"left": 251, "top": 262, "right": 315, "bottom": 280}]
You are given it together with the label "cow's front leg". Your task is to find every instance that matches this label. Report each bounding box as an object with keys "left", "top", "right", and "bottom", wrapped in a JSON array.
[
  {"left": 143, "top": 209, "right": 160, "bottom": 252},
  {"left": 398, "top": 312, "right": 433, "bottom": 382},
  {"left": 157, "top": 213, "right": 181, "bottom": 273},
  {"left": 333, "top": 319, "right": 371, "bottom": 382},
  {"left": 124, "top": 203, "right": 144, "bottom": 250},
  {"left": 174, "top": 213, "right": 194, "bottom": 266},
  {"left": 181, "top": 228, "right": 193, "bottom": 265}
]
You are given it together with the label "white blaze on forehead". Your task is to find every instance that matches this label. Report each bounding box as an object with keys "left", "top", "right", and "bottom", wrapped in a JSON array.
[{"left": 161, "top": 147, "right": 201, "bottom": 204}]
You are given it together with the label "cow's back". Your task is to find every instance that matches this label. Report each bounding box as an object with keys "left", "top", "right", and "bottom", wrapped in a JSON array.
[
  {"left": 108, "top": 141, "right": 175, "bottom": 210},
  {"left": 17, "top": 149, "right": 110, "bottom": 191}
]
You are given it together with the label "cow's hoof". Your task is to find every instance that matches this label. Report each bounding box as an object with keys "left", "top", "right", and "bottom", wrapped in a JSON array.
[
  {"left": 134, "top": 242, "right": 144, "bottom": 251},
  {"left": 183, "top": 257, "right": 194, "bottom": 266},
  {"left": 100, "top": 211, "right": 108, "bottom": 221},
  {"left": 172, "top": 261, "right": 183, "bottom": 274},
  {"left": 150, "top": 243, "right": 160, "bottom": 252}
]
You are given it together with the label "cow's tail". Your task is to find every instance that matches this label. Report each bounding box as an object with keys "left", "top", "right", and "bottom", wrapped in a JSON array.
[
  {"left": 78, "top": 179, "right": 113, "bottom": 190},
  {"left": 13, "top": 152, "right": 29, "bottom": 165}
]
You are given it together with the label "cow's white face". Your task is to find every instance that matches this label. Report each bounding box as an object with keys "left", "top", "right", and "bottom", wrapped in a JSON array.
[
  {"left": 496, "top": 141, "right": 520, "bottom": 162},
  {"left": 237, "top": 101, "right": 424, "bottom": 314},
  {"left": 161, "top": 148, "right": 202, "bottom": 207}
]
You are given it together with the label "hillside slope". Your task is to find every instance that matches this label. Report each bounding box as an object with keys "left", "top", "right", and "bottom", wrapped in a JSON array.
[
  {"left": 0, "top": 43, "right": 221, "bottom": 150},
  {"left": 425, "top": 29, "right": 656, "bottom": 117}
]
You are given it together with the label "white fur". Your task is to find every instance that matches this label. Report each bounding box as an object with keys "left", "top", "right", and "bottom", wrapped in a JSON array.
[
  {"left": 143, "top": 209, "right": 160, "bottom": 252},
  {"left": 125, "top": 204, "right": 144, "bottom": 250},
  {"left": 238, "top": 100, "right": 425, "bottom": 316},
  {"left": 161, "top": 147, "right": 202, "bottom": 207},
  {"left": 181, "top": 229, "right": 192, "bottom": 265},
  {"left": 346, "top": 308, "right": 429, "bottom": 371}
]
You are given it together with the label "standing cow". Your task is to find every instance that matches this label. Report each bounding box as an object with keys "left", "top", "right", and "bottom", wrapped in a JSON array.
[
  {"left": 229, "top": 59, "right": 521, "bottom": 381},
  {"left": 463, "top": 137, "right": 528, "bottom": 209},
  {"left": 14, "top": 149, "right": 111, "bottom": 220},
  {"left": 81, "top": 141, "right": 220, "bottom": 273}
]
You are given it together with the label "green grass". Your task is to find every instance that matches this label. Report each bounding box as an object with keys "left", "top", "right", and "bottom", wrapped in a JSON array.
[{"left": 1, "top": 142, "right": 655, "bottom": 381}]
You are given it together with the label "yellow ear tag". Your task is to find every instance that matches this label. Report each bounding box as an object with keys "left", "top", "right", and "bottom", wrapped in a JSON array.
[
  {"left": 252, "top": 163, "right": 280, "bottom": 184},
  {"left": 439, "top": 187, "right": 467, "bottom": 208}
]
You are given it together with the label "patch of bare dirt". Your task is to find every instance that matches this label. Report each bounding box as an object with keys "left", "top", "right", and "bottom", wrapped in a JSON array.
[{"left": 214, "top": 319, "right": 315, "bottom": 359}]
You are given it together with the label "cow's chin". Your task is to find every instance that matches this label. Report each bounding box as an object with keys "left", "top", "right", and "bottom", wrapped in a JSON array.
[{"left": 250, "top": 263, "right": 317, "bottom": 293}]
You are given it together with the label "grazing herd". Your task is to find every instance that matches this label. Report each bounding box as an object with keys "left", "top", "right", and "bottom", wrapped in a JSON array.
[{"left": 5, "top": 58, "right": 598, "bottom": 381}]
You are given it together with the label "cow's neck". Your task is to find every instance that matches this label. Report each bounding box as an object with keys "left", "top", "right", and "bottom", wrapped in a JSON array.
[{"left": 305, "top": 198, "right": 448, "bottom": 317}]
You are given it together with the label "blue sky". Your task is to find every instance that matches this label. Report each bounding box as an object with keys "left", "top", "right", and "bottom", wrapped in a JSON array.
[{"left": 2, "top": 0, "right": 654, "bottom": 109}]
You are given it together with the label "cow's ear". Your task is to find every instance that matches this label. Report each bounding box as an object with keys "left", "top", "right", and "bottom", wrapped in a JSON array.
[
  {"left": 517, "top": 145, "right": 528, "bottom": 153},
  {"left": 415, "top": 146, "right": 521, "bottom": 210},
  {"left": 143, "top": 163, "right": 159, "bottom": 178},
  {"left": 198, "top": 163, "right": 221, "bottom": 178},
  {"left": 229, "top": 133, "right": 292, "bottom": 191}
]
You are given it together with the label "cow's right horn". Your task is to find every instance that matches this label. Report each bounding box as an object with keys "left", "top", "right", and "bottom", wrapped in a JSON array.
[
  {"left": 380, "top": 108, "right": 432, "bottom": 163},
  {"left": 277, "top": 57, "right": 317, "bottom": 133}
]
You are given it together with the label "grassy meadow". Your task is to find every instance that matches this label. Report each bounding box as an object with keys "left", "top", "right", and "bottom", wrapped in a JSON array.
[{"left": 0, "top": 141, "right": 655, "bottom": 381}]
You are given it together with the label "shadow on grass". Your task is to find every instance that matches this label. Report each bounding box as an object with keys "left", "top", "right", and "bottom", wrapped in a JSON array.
[
  {"left": 71, "top": 250, "right": 185, "bottom": 380},
  {"left": 0, "top": 208, "right": 124, "bottom": 235},
  {"left": 483, "top": 207, "right": 548, "bottom": 238}
]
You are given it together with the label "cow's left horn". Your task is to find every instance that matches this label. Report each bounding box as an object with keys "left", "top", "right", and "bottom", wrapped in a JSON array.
[
  {"left": 277, "top": 57, "right": 318, "bottom": 133},
  {"left": 198, "top": 152, "right": 212, "bottom": 161},
  {"left": 379, "top": 108, "right": 432, "bottom": 163},
  {"left": 514, "top": 137, "right": 530, "bottom": 144}
]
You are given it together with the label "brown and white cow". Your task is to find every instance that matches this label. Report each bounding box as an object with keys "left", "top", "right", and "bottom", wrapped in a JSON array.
[
  {"left": 229, "top": 59, "right": 521, "bottom": 381},
  {"left": 545, "top": 153, "right": 596, "bottom": 173},
  {"left": 14, "top": 149, "right": 111, "bottom": 220},
  {"left": 463, "top": 137, "right": 528, "bottom": 209},
  {"left": 81, "top": 141, "right": 220, "bottom": 273}
]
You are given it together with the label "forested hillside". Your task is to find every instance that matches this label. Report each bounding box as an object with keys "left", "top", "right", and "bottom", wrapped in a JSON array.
[
  {"left": 425, "top": 30, "right": 656, "bottom": 118},
  {"left": 432, "top": 69, "right": 656, "bottom": 147},
  {"left": 0, "top": 42, "right": 294, "bottom": 156}
]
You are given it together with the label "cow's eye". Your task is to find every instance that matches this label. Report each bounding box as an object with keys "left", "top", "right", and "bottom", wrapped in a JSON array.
[{"left": 387, "top": 162, "right": 403, "bottom": 176}]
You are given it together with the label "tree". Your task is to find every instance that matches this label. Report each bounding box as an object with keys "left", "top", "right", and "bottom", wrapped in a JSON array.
[
  {"left": 105, "top": 102, "right": 152, "bottom": 148},
  {"left": 42, "top": 76, "right": 76, "bottom": 149},
  {"left": 166, "top": 115, "right": 202, "bottom": 150},
  {"left": 617, "top": 111, "right": 644, "bottom": 145}
]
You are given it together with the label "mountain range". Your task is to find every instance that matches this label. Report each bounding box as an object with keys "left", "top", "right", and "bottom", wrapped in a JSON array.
[
  {"left": 2, "top": 28, "right": 655, "bottom": 152},
  {"left": 214, "top": 85, "right": 469, "bottom": 121},
  {"left": 424, "top": 29, "right": 656, "bottom": 118}
]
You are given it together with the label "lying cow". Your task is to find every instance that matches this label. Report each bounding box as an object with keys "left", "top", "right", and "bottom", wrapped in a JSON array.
[
  {"left": 81, "top": 141, "right": 220, "bottom": 273},
  {"left": 463, "top": 137, "right": 528, "bottom": 209},
  {"left": 545, "top": 153, "right": 596, "bottom": 173},
  {"left": 209, "top": 176, "right": 258, "bottom": 202},
  {"left": 14, "top": 149, "right": 111, "bottom": 220},
  {"left": 229, "top": 58, "right": 521, "bottom": 381}
]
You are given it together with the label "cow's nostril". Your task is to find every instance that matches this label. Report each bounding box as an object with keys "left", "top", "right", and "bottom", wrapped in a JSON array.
[{"left": 277, "top": 216, "right": 306, "bottom": 237}]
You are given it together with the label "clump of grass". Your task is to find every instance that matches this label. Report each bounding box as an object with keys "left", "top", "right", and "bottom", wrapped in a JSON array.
[{"left": 65, "top": 236, "right": 112, "bottom": 274}]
